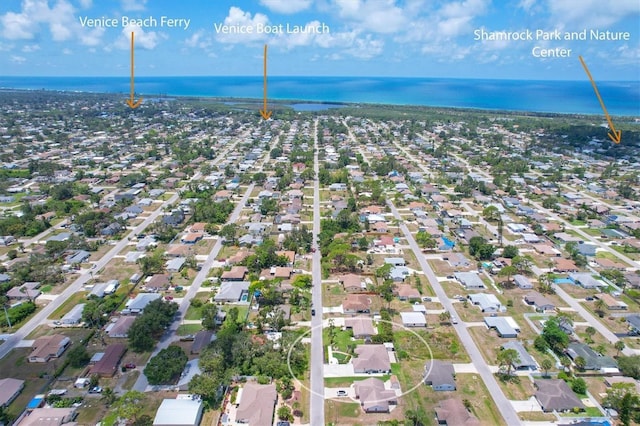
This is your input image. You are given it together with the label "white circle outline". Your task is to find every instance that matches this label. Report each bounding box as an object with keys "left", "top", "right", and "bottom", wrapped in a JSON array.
[{"left": 286, "top": 319, "right": 435, "bottom": 404}]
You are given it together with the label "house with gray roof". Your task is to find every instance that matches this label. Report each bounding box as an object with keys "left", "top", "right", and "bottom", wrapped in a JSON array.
[
  {"left": 514, "top": 274, "right": 534, "bottom": 289},
  {"left": 166, "top": 257, "right": 186, "bottom": 273},
  {"left": 534, "top": 379, "right": 585, "bottom": 412},
  {"left": 61, "top": 303, "right": 85, "bottom": 325},
  {"left": 484, "top": 317, "right": 519, "bottom": 338},
  {"left": 468, "top": 293, "right": 504, "bottom": 313},
  {"left": 122, "top": 293, "right": 161, "bottom": 315},
  {"left": 627, "top": 315, "right": 640, "bottom": 334},
  {"left": 501, "top": 341, "right": 537, "bottom": 371},
  {"left": 569, "top": 272, "right": 603, "bottom": 289},
  {"left": 524, "top": 291, "right": 555, "bottom": 312},
  {"left": 424, "top": 360, "right": 456, "bottom": 391},
  {"left": 66, "top": 250, "right": 90, "bottom": 265},
  {"left": 454, "top": 272, "right": 485, "bottom": 289},
  {"left": 566, "top": 342, "right": 618, "bottom": 372},
  {"left": 214, "top": 281, "right": 250, "bottom": 303}
]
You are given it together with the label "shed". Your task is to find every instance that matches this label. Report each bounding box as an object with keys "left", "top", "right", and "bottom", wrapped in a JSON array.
[{"left": 400, "top": 311, "right": 427, "bottom": 327}]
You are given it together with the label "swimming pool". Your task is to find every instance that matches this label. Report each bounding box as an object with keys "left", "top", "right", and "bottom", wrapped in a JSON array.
[
  {"left": 554, "top": 278, "right": 574, "bottom": 284},
  {"left": 442, "top": 236, "right": 455, "bottom": 248}
]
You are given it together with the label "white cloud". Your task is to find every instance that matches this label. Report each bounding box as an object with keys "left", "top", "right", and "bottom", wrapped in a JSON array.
[
  {"left": 1, "top": 10, "right": 35, "bottom": 39},
  {"left": 215, "top": 7, "right": 269, "bottom": 44},
  {"left": 62, "top": 47, "right": 72, "bottom": 54},
  {"left": 22, "top": 43, "right": 40, "bottom": 52},
  {"left": 115, "top": 23, "right": 162, "bottom": 50},
  {"left": 121, "top": 0, "right": 147, "bottom": 11},
  {"left": 545, "top": 0, "right": 639, "bottom": 28},
  {"left": 518, "top": 0, "right": 536, "bottom": 11},
  {"left": 437, "top": 0, "right": 490, "bottom": 38},
  {"left": 344, "top": 35, "right": 384, "bottom": 59},
  {"left": 259, "top": 0, "right": 312, "bottom": 14},
  {"left": 185, "top": 30, "right": 212, "bottom": 49},
  {"left": 10, "top": 55, "right": 26, "bottom": 63},
  {"left": 78, "top": 0, "right": 92, "bottom": 8},
  {"left": 332, "top": 0, "right": 408, "bottom": 34},
  {"left": 0, "top": 0, "right": 105, "bottom": 46}
]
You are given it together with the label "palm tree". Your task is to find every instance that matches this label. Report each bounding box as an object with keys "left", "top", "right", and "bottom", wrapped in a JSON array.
[
  {"left": 574, "top": 356, "right": 586, "bottom": 371},
  {"left": 615, "top": 340, "right": 626, "bottom": 357},
  {"left": 584, "top": 326, "right": 596, "bottom": 343},
  {"left": 595, "top": 299, "right": 607, "bottom": 317}
]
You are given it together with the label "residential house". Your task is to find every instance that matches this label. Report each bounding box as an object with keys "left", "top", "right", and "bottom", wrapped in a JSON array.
[
  {"left": 553, "top": 258, "right": 579, "bottom": 273},
  {"left": 7, "top": 281, "right": 41, "bottom": 302},
  {"left": 122, "top": 293, "right": 161, "bottom": 315},
  {"left": 501, "top": 341, "right": 537, "bottom": 371},
  {"left": 566, "top": 342, "right": 618, "bottom": 372},
  {"left": 534, "top": 379, "right": 585, "bottom": 412},
  {"left": 234, "top": 382, "right": 277, "bottom": 426},
  {"left": 153, "top": 398, "right": 203, "bottom": 426},
  {"left": 353, "top": 344, "right": 391, "bottom": 374},
  {"left": 594, "top": 293, "right": 628, "bottom": 310},
  {"left": 0, "top": 377, "right": 24, "bottom": 407},
  {"left": 484, "top": 317, "right": 519, "bottom": 338},
  {"left": 105, "top": 316, "right": 135, "bottom": 338},
  {"left": 627, "top": 315, "right": 640, "bottom": 334},
  {"left": 166, "top": 257, "right": 186, "bottom": 273},
  {"left": 191, "top": 330, "right": 215, "bottom": 355},
  {"left": 214, "top": 281, "right": 250, "bottom": 303},
  {"left": 569, "top": 272, "right": 603, "bottom": 289},
  {"left": 16, "top": 407, "right": 77, "bottom": 426},
  {"left": 221, "top": 266, "right": 248, "bottom": 281},
  {"left": 400, "top": 312, "right": 427, "bottom": 327},
  {"left": 468, "top": 293, "right": 503, "bottom": 313},
  {"left": 65, "top": 250, "right": 90, "bottom": 265},
  {"left": 524, "top": 291, "right": 556, "bottom": 312},
  {"left": 514, "top": 274, "right": 534, "bottom": 289},
  {"left": 101, "top": 223, "right": 122, "bottom": 236},
  {"left": 342, "top": 294, "right": 372, "bottom": 314},
  {"left": 384, "top": 257, "right": 406, "bottom": 267},
  {"left": 454, "top": 272, "right": 485, "bottom": 289},
  {"left": 435, "top": 398, "right": 480, "bottom": 426},
  {"left": 353, "top": 377, "right": 397, "bottom": 413},
  {"left": 424, "top": 360, "right": 456, "bottom": 391},
  {"left": 340, "top": 274, "right": 366, "bottom": 292},
  {"left": 28, "top": 335, "right": 71, "bottom": 363},
  {"left": 145, "top": 274, "right": 171, "bottom": 291},
  {"left": 344, "top": 317, "right": 375, "bottom": 339},
  {"left": 90, "top": 343, "right": 126, "bottom": 377},
  {"left": 61, "top": 303, "right": 85, "bottom": 325},
  {"left": 396, "top": 284, "right": 420, "bottom": 301}
]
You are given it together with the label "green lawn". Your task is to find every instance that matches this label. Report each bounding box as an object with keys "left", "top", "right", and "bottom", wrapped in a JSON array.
[
  {"left": 49, "top": 291, "right": 87, "bottom": 319},
  {"left": 176, "top": 324, "right": 203, "bottom": 335}
]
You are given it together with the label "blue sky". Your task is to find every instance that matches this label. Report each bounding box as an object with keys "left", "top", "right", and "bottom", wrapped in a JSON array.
[{"left": 0, "top": 0, "right": 638, "bottom": 80}]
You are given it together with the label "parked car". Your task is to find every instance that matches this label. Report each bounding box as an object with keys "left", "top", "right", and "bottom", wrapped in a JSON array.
[
  {"left": 451, "top": 316, "right": 458, "bottom": 324},
  {"left": 337, "top": 390, "right": 347, "bottom": 396},
  {"left": 422, "top": 297, "right": 432, "bottom": 302},
  {"left": 165, "top": 295, "right": 173, "bottom": 301},
  {"left": 88, "top": 386, "right": 102, "bottom": 394},
  {"left": 124, "top": 363, "right": 136, "bottom": 369},
  {"left": 311, "top": 309, "right": 316, "bottom": 316}
]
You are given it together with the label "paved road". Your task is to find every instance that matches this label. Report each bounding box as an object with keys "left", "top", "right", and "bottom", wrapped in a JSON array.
[
  {"left": 0, "top": 192, "right": 179, "bottom": 360},
  {"left": 132, "top": 183, "right": 255, "bottom": 392},
  {"left": 309, "top": 118, "right": 325, "bottom": 426},
  {"left": 386, "top": 200, "right": 522, "bottom": 426}
]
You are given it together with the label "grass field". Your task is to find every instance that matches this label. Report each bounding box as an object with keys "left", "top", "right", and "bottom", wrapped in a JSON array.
[{"left": 48, "top": 291, "right": 88, "bottom": 319}]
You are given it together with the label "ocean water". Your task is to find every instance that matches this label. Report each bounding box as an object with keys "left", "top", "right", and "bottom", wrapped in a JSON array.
[{"left": 0, "top": 76, "right": 638, "bottom": 116}]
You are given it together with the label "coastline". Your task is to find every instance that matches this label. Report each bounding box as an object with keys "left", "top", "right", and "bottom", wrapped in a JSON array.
[{"left": 0, "top": 76, "right": 639, "bottom": 117}]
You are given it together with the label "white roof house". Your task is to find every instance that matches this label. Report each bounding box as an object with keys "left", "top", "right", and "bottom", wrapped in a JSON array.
[
  {"left": 122, "top": 293, "right": 161, "bottom": 315},
  {"left": 468, "top": 294, "right": 504, "bottom": 313},
  {"left": 454, "top": 272, "right": 485, "bottom": 289},
  {"left": 400, "top": 311, "right": 427, "bottom": 327},
  {"left": 153, "top": 398, "right": 203, "bottom": 426},
  {"left": 61, "top": 303, "right": 85, "bottom": 325}
]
